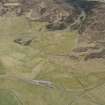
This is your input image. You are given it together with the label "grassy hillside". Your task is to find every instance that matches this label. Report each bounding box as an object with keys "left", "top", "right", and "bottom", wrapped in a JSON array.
[{"left": 0, "top": 16, "right": 105, "bottom": 105}]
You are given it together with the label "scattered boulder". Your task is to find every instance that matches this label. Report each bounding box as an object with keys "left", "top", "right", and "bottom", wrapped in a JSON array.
[
  {"left": 46, "top": 22, "right": 66, "bottom": 30},
  {"left": 14, "top": 37, "right": 32, "bottom": 46},
  {"left": 84, "top": 48, "right": 105, "bottom": 61}
]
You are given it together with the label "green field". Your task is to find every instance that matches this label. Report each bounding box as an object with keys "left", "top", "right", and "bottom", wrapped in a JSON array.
[
  {"left": 0, "top": 89, "right": 21, "bottom": 105},
  {"left": 0, "top": 16, "right": 105, "bottom": 105}
]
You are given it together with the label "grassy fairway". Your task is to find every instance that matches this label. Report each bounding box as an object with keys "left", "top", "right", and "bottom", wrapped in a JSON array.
[{"left": 0, "top": 16, "right": 105, "bottom": 105}]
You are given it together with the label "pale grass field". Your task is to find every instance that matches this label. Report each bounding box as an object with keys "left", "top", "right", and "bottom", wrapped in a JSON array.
[{"left": 0, "top": 16, "right": 105, "bottom": 105}]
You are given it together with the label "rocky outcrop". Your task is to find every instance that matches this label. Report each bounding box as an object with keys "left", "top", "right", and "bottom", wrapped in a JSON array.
[
  {"left": 14, "top": 36, "right": 33, "bottom": 46},
  {"left": 0, "top": 0, "right": 82, "bottom": 30},
  {"left": 71, "top": 1, "right": 105, "bottom": 60},
  {"left": 22, "top": 0, "right": 81, "bottom": 30}
]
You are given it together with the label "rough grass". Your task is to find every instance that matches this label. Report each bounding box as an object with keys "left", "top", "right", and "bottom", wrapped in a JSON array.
[
  {"left": 0, "top": 89, "right": 21, "bottom": 105},
  {"left": 0, "top": 16, "right": 105, "bottom": 105},
  {"left": 0, "top": 61, "right": 6, "bottom": 75}
]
